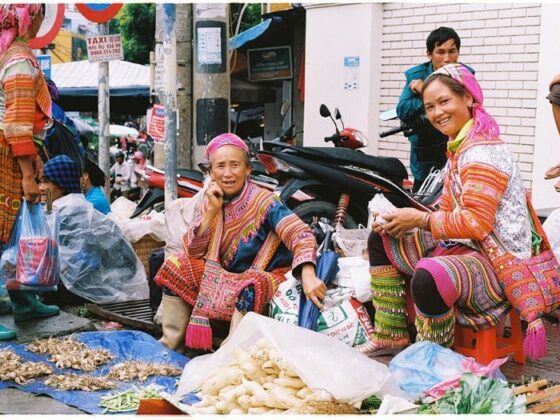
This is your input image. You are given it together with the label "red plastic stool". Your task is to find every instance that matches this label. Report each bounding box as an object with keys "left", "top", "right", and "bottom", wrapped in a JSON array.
[{"left": 453, "top": 310, "right": 525, "bottom": 365}]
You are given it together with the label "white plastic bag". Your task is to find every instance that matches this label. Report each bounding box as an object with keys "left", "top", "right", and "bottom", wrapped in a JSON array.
[
  {"left": 176, "top": 312, "right": 408, "bottom": 404},
  {"left": 333, "top": 225, "right": 370, "bottom": 259},
  {"left": 164, "top": 184, "right": 207, "bottom": 258},
  {"left": 368, "top": 194, "right": 398, "bottom": 229},
  {"left": 333, "top": 256, "right": 373, "bottom": 302},
  {"left": 543, "top": 208, "right": 560, "bottom": 262}
]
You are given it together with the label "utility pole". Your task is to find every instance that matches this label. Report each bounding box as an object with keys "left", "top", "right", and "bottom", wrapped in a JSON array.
[
  {"left": 162, "top": 4, "right": 177, "bottom": 202},
  {"left": 97, "top": 22, "right": 110, "bottom": 196},
  {"left": 153, "top": 4, "right": 193, "bottom": 171},
  {"left": 192, "top": 4, "right": 230, "bottom": 165}
]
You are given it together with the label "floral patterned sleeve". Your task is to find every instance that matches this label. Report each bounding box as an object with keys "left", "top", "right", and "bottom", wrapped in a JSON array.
[
  {"left": 268, "top": 198, "right": 317, "bottom": 270},
  {"left": 182, "top": 199, "right": 211, "bottom": 258},
  {"left": 429, "top": 161, "right": 509, "bottom": 241}
]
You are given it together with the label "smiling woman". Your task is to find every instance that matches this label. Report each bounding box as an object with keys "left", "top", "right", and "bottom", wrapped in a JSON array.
[{"left": 366, "top": 64, "right": 534, "bottom": 356}]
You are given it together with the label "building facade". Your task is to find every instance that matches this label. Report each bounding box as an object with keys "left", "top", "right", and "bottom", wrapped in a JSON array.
[{"left": 304, "top": 3, "right": 560, "bottom": 210}]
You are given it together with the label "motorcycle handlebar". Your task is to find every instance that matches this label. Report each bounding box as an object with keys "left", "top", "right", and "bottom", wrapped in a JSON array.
[
  {"left": 379, "top": 125, "right": 405, "bottom": 138},
  {"left": 324, "top": 133, "right": 340, "bottom": 143}
]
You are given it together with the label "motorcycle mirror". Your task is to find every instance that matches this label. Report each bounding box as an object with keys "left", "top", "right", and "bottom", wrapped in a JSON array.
[
  {"left": 334, "top": 108, "right": 345, "bottom": 129},
  {"left": 319, "top": 104, "right": 331, "bottom": 118}
]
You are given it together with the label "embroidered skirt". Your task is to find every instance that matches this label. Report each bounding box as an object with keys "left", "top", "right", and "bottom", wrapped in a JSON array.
[
  {"left": 382, "top": 229, "right": 510, "bottom": 331},
  {"left": 154, "top": 253, "right": 288, "bottom": 317},
  {"left": 0, "top": 131, "right": 22, "bottom": 245}
]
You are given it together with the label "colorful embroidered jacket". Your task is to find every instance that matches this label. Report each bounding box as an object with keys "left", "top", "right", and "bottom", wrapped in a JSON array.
[
  {"left": 0, "top": 41, "right": 52, "bottom": 157},
  {"left": 428, "top": 121, "right": 531, "bottom": 259},
  {"left": 183, "top": 181, "right": 317, "bottom": 273}
]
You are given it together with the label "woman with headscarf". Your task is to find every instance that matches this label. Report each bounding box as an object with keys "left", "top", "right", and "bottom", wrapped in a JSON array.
[
  {"left": 0, "top": 4, "right": 59, "bottom": 339},
  {"left": 367, "top": 63, "right": 531, "bottom": 355},
  {"left": 154, "top": 133, "right": 323, "bottom": 352},
  {"left": 39, "top": 155, "right": 148, "bottom": 304}
]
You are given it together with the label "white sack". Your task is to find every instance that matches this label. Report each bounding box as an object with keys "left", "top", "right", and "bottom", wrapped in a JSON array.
[{"left": 176, "top": 312, "right": 408, "bottom": 404}]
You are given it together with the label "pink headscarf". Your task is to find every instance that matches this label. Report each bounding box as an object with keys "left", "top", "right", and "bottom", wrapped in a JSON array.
[
  {"left": 205, "top": 133, "right": 249, "bottom": 160},
  {"left": 429, "top": 63, "right": 500, "bottom": 141},
  {"left": 0, "top": 4, "right": 42, "bottom": 54}
]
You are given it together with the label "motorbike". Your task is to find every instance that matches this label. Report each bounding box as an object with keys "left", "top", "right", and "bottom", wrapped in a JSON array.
[{"left": 256, "top": 104, "right": 442, "bottom": 241}]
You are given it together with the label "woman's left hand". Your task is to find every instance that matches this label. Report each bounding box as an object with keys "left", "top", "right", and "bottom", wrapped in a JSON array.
[
  {"left": 377, "top": 208, "right": 426, "bottom": 239},
  {"left": 301, "top": 264, "right": 327, "bottom": 310}
]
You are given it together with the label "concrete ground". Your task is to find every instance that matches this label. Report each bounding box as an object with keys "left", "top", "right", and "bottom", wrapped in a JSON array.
[
  {"left": 0, "top": 308, "right": 93, "bottom": 414},
  {"left": 1, "top": 306, "right": 559, "bottom": 414}
]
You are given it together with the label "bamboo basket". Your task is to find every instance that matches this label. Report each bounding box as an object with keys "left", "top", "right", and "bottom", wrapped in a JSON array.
[{"left": 132, "top": 235, "right": 165, "bottom": 274}]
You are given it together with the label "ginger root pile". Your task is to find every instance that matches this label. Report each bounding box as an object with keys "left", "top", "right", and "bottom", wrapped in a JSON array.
[{"left": 192, "top": 339, "right": 329, "bottom": 414}]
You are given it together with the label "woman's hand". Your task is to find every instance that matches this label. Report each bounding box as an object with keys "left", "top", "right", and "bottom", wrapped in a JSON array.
[
  {"left": 301, "top": 263, "right": 327, "bottom": 310},
  {"left": 375, "top": 208, "right": 426, "bottom": 239},
  {"left": 21, "top": 174, "right": 40, "bottom": 203},
  {"left": 205, "top": 180, "right": 224, "bottom": 215}
]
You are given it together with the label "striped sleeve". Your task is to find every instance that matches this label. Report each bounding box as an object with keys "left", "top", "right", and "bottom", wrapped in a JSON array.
[
  {"left": 2, "top": 72, "right": 38, "bottom": 157},
  {"left": 270, "top": 200, "right": 317, "bottom": 270},
  {"left": 430, "top": 162, "right": 509, "bottom": 241},
  {"left": 182, "top": 203, "right": 211, "bottom": 258}
]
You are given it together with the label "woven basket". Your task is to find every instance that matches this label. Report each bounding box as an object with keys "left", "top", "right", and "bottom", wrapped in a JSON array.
[{"left": 132, "top": 234, "right": 166, "bottom": 274}]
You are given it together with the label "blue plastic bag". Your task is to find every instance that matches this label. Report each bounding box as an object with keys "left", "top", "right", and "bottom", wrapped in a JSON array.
[
  {"left": 0, "top": 202, "right": 60, "bottom": 292},
  {"left": 388, "top": 341, "right": 505, "bottom": 399}
]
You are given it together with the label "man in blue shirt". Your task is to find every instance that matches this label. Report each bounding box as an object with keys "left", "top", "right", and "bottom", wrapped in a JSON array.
[{"left": 396, "top": 27, "right": 474, "bottom": 191}]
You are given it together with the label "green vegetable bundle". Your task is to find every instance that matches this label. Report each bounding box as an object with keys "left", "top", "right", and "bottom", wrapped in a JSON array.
[{"left": 418, "top": 373, "right": 525, "bottom": 414}]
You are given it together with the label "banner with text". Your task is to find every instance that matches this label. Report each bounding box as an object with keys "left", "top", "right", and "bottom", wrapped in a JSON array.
[{"left": 147, "top": 105, "right": 166, "bottom": 142}]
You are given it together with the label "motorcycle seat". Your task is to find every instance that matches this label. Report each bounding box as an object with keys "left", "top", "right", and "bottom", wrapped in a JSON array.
[
  {"left": 265, "top": 142, "right": 408, "bottom": 182},
  {"left": 177, "top": 169, "right": 204, "bottom": 183}
]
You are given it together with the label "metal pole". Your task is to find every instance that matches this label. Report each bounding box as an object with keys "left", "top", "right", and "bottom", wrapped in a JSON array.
[
  {"left": 163, "top": 4, "right": 177, "bottom": 202},
  {"left": 97, "top": 22, "right": 110, "bottom": 197}
]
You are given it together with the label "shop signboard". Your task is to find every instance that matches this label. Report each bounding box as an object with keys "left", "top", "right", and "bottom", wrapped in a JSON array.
[{"left": 248, "top": 46, "right": 292, "bottom": 82}]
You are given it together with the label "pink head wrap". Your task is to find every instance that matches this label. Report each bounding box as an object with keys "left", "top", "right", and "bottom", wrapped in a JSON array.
[
  {"left": 428, "top": 63, "right": 500, "bottom": 141},
  {"left": 205, "top": 133, "right": 249, "bottom": 160},
  {"left": 0, "top": 4, "right": 43, "bottom": 54}
]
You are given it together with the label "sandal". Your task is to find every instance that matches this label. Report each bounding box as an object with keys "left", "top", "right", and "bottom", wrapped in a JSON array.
[{"left": 545, "top": 164, "right": 560, "bottom": 179}]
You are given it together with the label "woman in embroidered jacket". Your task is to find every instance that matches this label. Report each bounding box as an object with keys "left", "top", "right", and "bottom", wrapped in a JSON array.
[
  {"left": 0, "top": 4, "right": 59, "bottom": 341},
  {"left": 367, "top": 63, "right": 531, "bottom": 355},
  {"left": 155, "top": 133, "right": 322, "bottom": 352}
]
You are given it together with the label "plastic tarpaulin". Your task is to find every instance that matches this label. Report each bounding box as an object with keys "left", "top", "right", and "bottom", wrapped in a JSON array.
[{"left": 0, "top": 331, "right": 188, "bottom": 414}]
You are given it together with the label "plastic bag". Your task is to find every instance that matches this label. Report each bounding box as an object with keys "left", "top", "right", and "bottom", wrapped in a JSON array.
[
  {"left": 389, "top": 341, "right": 506, "bottom": 400},
  {"left": 164, "top": 187, "right": 207, "bottom": 258},
  {"left": 0, "top": 202, "right": 59, "bottom": 291},
  {"left": 333, "top": 225, "right": 370, "bottom": 259},
  {"left": 269, "top": 273, "right": 376, "bottom": 354},
  {"left": 333, "top": 256, "right": 373, "bottom": 302},
  {"left": 176, "top": 312, "right": 408, "bottom": 404},
  {"left": 543, "top": 207, "right": 560, "bottom": 262},
  {"left": 54, "top": 194, "right": 148, "bottom": 303}
]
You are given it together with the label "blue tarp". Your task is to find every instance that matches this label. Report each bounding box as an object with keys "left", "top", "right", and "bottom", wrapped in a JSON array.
[{"left": 0, "top": 331, "right": 189, "bottom": 414}]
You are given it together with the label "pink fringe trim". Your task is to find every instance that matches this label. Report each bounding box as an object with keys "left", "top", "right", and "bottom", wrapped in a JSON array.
[
  {"left": 524, "top": 318, "right": 547, "bottom": 360},
  {"left": 185, "top": 316, "right": 213, "bottom": 351}
]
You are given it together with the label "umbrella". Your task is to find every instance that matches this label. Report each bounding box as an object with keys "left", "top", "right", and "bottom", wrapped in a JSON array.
[
  {"left": 298, "top": 230, "right": 339, "bottom": 331},
  {"left": 70, "top": 117, "right": 95, "bottom": 139},
  {"left": 109, "top": 124, "right": 139, "bottom": 139}
]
